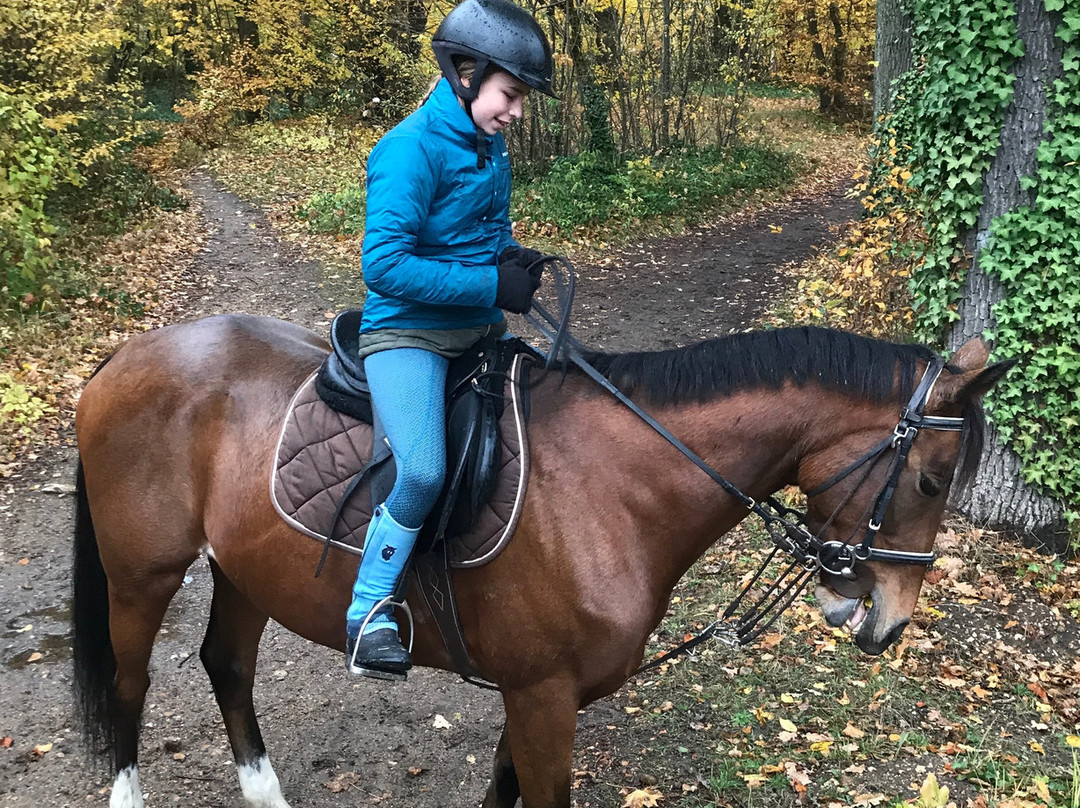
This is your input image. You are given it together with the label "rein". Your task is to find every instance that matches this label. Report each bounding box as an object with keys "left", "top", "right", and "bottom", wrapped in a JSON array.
[{"left": 524, "top": 258, "right": 965, "bottom": 659}]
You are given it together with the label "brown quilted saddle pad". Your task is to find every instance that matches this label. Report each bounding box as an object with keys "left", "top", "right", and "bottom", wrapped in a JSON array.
[{"left": 270, "top": 352, "right": 531, "bottom": 568}]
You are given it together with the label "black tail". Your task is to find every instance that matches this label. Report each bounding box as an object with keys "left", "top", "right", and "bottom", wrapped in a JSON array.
[{"left": 72, "top": 458, "right": 116, "bottom": 761}]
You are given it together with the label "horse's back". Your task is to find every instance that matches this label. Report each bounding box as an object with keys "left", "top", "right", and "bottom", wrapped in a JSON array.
[
  {"left": 76, "top": 315, "right": 328, "bottom": 525},
  {"left": 79, "top": 314, "right": 325, "bottom": 421}
]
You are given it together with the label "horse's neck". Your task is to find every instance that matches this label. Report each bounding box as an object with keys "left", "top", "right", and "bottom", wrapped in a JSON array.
[{"left": 582, "top": 383, "right": 879, "bottom": 591}]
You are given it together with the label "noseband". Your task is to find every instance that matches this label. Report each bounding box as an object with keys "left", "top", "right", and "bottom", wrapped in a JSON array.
[{"left": 526, "top": 264, "right": 965, "bottom": 650}]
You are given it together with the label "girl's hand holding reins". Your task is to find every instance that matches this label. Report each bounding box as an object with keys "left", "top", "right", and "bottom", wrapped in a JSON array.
[
  {"left": 500, "top": 245, "right": 547, "bottom": 274},
  {"left": 495, "top": 254, "right": 542, "bottom": 313}
]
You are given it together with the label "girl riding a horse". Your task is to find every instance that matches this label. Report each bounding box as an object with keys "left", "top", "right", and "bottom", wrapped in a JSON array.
[{"left": 346, "top": 0, "right": 557, "bottom": 679}]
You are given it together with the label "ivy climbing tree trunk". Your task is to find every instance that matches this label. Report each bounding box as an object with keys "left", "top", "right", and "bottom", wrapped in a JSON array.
[
  {"left": 947, "top": 0, "right": 1068, "bottom": 549},
  {"left": 873, "top": 0, "right": 912, "bottom": 119}
]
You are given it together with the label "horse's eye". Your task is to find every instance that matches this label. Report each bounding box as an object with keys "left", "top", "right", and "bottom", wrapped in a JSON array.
[{"left": 918, "top": 475, "right": 942, "bottom": 497}]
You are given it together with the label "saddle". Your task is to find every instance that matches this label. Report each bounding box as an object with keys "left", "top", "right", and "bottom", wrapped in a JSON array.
[
  {"left": 314, "top": 310, "right": 522, "bottom": 548},
  {"left": 271, "top": 310, "right": 539, "bottom": 685}
]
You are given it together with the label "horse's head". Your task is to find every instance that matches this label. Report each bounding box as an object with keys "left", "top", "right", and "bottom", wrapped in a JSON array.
[{"left": 800, "top": 338, "right": 1014, "bottom": 654}]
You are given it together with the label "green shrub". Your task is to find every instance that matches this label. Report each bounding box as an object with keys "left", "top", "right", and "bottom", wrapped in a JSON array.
[
  {"left": 302, "top": 185, "right": 367, "bottom": 234},
  {"left": 513, "top": 146, "right": 795, "bottom": 233},
  {"left": 0, "top": 86, "right": 80, "bottom": 306},
  {"left": 0, "top": 372, "right": 53, "bottom": 435}
]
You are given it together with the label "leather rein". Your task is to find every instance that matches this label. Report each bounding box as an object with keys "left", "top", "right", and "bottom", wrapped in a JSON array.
[{"left": 524, "top": 258, "right": 965, "bottom": 659}]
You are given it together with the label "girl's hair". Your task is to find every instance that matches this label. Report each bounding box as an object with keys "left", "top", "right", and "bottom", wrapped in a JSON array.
[{"left": 419, "top": 57, "right": 477, "bottom": 107}]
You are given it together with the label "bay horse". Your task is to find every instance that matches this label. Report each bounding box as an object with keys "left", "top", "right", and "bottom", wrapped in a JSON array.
[{"left": 72, "top": 314, "right": 1011, "bottom": 808}]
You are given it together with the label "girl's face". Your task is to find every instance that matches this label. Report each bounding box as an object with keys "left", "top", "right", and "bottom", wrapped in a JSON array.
[{"left": 465, "top": 70, "right": 530, "bottom": 135}]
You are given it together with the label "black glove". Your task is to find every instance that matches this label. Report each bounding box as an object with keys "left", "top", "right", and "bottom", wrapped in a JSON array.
[
  {"left": 494, "top": 258, "right": 541, "bottom": 314},
  {"left": 500, "top": 246, "right": 547, "bottom": 280}
]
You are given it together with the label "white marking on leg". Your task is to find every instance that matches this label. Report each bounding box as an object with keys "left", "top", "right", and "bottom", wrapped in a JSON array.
[
  {"left": 237, "top": 755, "right": 291, "bottom": 808},
  {"left": 109, "top": 765, "right": 144, "bottom": 808}
]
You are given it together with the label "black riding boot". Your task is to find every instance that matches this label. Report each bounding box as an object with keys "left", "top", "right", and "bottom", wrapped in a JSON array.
[{"left": 345, "top": 625, "right": 412, "bottom": 679}]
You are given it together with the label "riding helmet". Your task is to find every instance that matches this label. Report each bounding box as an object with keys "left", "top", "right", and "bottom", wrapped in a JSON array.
[{"left": 432, "top": 0, "right": 557, "bottom": 101}]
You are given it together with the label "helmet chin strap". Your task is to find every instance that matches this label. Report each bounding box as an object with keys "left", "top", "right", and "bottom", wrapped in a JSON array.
[
  {"left": 451, "top": 95, "right": 488, "bottom": 169},
  {"left": 435, "top": 55, "right": 492, "bottom": 169},
  {"left": 474, "top": 122, "right": 488, "bottom": 169}
]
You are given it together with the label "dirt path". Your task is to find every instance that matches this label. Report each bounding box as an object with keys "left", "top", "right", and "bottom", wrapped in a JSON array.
[{"left": 0, "top": 173, "right": 858, "bottom": 807}]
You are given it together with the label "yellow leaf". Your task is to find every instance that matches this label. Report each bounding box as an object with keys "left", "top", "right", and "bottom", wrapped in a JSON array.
[
  {"left": 779, "top": 718, "right": 798, "bottom": 733},
  {"left": 622, "top": 787, "right": 664, "bottom": 808},
  {"left": 1034, "top": 778, "right": 1051, "bottom": 801},
  {"left": 1066, "top": 734, "right": 1080, "bottom": 747},
  {"left": 33, "top": 743, "right": 52, "bottom": 755},
  {"left": 1028, "top": 740, "right": 1045, "bottom": 755},
  {"left": 915, "top": 772, "right": 949, "bottom": 807}
]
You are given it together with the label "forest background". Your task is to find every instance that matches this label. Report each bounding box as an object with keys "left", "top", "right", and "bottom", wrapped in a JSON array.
[
  {"left": 0, "top": 0, "right": 1076, "bottom": 544},
  {"left": 3, "top": 0, "right": 1080, "bottom": 805}
]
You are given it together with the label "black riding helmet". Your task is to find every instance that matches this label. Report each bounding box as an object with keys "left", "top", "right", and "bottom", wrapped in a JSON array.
[{"left": 432, "top": 0, "right": 557, "bottom": 102}]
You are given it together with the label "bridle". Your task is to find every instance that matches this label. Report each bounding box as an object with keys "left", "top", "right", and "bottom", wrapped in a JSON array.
[{"left": 525, "top": 258, "right": 966, "bottom": 654}]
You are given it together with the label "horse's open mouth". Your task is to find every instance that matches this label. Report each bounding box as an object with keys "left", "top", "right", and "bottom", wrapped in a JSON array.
[{"left": 844, "top": 596, "right": 873, "bottom": 634}]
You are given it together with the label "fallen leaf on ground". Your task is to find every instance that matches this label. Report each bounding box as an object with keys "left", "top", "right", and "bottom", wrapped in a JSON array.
[
  {"left": 325, "top": 772, "right": 360, "bottom": 792},
  {"left": 622, "top": 786, "right": 664, "bottom": 807},
  {"left": 841, "top": 722, "right": 865, "bottom": 739}
]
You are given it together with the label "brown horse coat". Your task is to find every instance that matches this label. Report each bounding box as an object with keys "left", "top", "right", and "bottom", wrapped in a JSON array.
[{"left": 72, "top": 314, "right": 1010, "bottom": 808}]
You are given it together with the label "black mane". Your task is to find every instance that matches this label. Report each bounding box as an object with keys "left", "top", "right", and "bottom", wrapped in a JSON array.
[{"left": 584, "top": 326, "right": 984, "bottom": 492}]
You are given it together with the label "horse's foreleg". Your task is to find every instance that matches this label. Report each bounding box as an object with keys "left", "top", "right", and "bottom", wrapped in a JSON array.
[
  {"left": 501, "top": 682, "right": 578, "bottom": 808},
  {"left": 481, "top": 723, "right": 520, "bottom": 808},
  {"left": 200, "top": 558, "right": 291, "bottom": 808},
  {"left": 107, "top": 574, "right": 188, "bottom": 808}
]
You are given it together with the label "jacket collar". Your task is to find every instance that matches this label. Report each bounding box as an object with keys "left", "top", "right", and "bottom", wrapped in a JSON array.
[{"left": 429, "top": 78, "right": 493, "bottom": 150}]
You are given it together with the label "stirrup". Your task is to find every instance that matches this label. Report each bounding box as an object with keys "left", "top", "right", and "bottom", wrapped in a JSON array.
[{"left": 347, "top": 596, "right": 414, "bottom": 682}]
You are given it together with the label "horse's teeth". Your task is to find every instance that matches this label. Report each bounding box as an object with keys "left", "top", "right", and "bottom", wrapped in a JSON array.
[{"left": 845, "top": 599, "right": 870, "bottom": 633}]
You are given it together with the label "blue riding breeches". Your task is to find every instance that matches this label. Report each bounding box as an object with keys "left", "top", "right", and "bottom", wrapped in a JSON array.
[{"left": 363, "top": 348, "right": 449, "bottom": 529}]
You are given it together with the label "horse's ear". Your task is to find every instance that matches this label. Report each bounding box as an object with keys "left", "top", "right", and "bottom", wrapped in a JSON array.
[
  {"left": 930, "top": 338, "right": 1017, "bottom": 409},
  {"left": 948, "top": 337, "right": 990, "bottom": 372}
]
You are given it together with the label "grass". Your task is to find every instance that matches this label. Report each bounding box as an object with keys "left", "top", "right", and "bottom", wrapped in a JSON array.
[
  {"left": 578, "top": 523, "right": 1080, "bottom": 807},
  {"left": 511, "top": 145, "right": 798, "bottom": 245}
]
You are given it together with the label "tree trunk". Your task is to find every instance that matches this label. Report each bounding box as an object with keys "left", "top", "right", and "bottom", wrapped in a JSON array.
[
  {"left": 947, "top": 0, "right": 1068, "bottom": 551},
  {"left": 565, "top": 0, "right": 616, "bottom": 159},
  {"left": 873, "top": 0, "right": 912, "bottom": 120},
  {"left": 659, "top": 0, "right": 672, "bottom": 149},
  {"left": 805, "top": 2, "right": 831, "bottom": 112}
]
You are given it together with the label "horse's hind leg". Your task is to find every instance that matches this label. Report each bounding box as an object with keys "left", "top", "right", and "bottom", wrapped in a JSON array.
[
  {"left": 107, "top": 573, "right": 190, "bottom": 808},
  {"left": 200, "top": 558, "right": 291, "bottom": 808},
  {"left": 481, "top": 724, "right": 520, "bottom": 808}
]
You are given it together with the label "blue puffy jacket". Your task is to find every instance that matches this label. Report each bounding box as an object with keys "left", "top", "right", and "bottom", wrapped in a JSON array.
[{"left": 360, "top": 78, "right": 518, "bottom": 332}]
